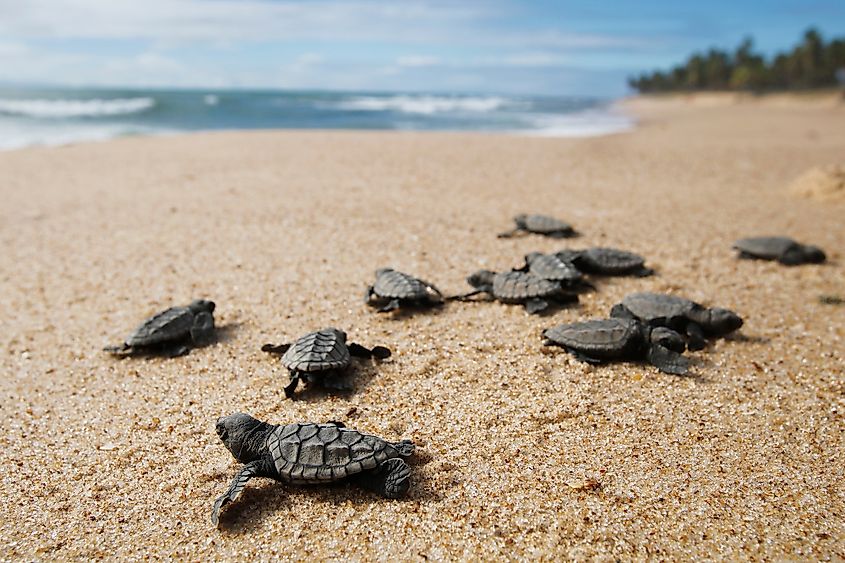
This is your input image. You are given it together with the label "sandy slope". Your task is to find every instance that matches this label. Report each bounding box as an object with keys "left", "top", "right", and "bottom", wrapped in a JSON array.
[{"left": 1, "top": 97, "right": 844, "bottom": 560}]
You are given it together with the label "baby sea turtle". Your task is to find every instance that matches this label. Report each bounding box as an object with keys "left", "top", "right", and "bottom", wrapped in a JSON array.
[
  {"left": 558, "top": 247, "right": 654, "bottom": 277},
  {"left": 452, "top": 270, "right": 578, "bottom": 314},
  {"left": 543, "top": 318, "right": 689, "bottom": 375},
  {"left": 365, "top": 268, "right": 443, "bottom": 312},
  {"left": 733, "top": 237, "right": 826, "bottom": 265},
  {"left": 610, "top": 292, "right": 743, "bottom": 351},
  {"left": 261, "top": 328, "right": 391, "bottom": 398},
  {"left": 497, "top": 214, "right": 577, "bottom": 239},
  {"left": 520, "top": 252, "right": 584, "bottom": 286},
  {"left": 211, "top": 413, "right": 414, "bottom": 526},
  {"left": 104, "top": 299, "right": 215, "bottom": 357}
]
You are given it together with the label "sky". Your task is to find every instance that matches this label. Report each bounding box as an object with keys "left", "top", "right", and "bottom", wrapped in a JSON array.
[{"left": 0, "top": 0, "right": 844, "bottom": 96}]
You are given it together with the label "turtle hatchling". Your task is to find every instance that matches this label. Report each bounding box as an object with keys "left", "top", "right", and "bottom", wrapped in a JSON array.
[
  {"left": 520, "top": 252, "right": 584, "bottom": 286},
  {"left": 452, "top": 270, "right": 578, "bottom": 314},
  {"left": 610, "top": 292, "right": 743, "bottom": 351},
  {"left": 261, "top": 328, "right": 391, "bottom": 398},
  {"left": 104, "top": 299, "right": 215, "bottom": 357},
  {"left": 543, "top": 318, "right": 689, "bottom": 375},
  {"left": 497, "top": 214, "right": 577, "bottom": 239},
  {"left": 211, "top": 413, "right": 415, "bottom": 526},
  {"left": 558, "top": 247, "right": 654, "bottom": 277},
  {"left": 733, "top": 236, "right": 826, "bottom": 265},
  {"left": 365, "top": 268, "right": 443, "bottom": 312}
]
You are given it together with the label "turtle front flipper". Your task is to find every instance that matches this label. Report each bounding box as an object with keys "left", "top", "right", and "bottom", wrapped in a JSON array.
[
  {"left": 377, "top": 299, "right": 401, "bottom": 313},
  {"left": 211, "top": 457, "right": 275, "bottom": 526},
  {"left": 646, "top": 345, "right": 689, "bottom": 376},
  {"left": 524, "top": 299, "right": 549, "bottom": 314},
  {"left": 684, "top": 323, "right": 707, "bottom": 351},
  {"left": 354, "top": 458, "right": 412, "bottom": 499},
  {"left": 496, "top": 228, "right": 520, "bottom": 238},
  {"left": 104, "top": 343, "right": 134, "bottom": 356},
  {"left": 190, "top": 311, "right": 215, "bottom": 346},
  {"left": 284, "top": 372, "right": 301, "bottom": 398}
]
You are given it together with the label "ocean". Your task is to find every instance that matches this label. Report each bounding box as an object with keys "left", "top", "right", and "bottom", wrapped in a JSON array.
[{"left": 0, "top": 87, "right": 634, "bottom": 150}]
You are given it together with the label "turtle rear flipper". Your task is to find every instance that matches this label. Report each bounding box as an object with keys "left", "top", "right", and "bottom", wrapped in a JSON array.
[
  {"left": 354, "top": 458, "right": 412, "bottom": 499},
  {"left": 646, "top": 345, "right": 689, "bottom": 375},
  {"left": 262, "top": 343, "right": 291, "bottom": 355}
]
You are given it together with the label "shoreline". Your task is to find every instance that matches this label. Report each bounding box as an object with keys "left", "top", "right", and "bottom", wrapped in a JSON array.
[{"left": 1, "top": 96, "right": 844, "bottom": 559}]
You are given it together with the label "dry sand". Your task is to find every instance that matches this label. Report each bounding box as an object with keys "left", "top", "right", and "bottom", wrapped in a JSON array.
[{"left": 1, "top": 97, "right": 844, "bottom": 560}]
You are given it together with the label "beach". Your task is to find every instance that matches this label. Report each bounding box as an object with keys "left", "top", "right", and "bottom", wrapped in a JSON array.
[{"left": 1, "top": 94, "right": 844, "bottom": 560}]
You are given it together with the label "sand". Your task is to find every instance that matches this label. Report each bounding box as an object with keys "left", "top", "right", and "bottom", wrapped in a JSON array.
[{"left": 1, "top": 96, "right": 844, "bottom": 560}]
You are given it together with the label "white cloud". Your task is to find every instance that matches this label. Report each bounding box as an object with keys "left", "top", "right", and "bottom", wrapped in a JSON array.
[{"left": 396, "top": 55, "right": 440, "bottom": 67}]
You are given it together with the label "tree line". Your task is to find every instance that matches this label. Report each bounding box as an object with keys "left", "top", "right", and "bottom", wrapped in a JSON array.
[{"left": 629, "top": 28, "right": 845, "bottom": 93}]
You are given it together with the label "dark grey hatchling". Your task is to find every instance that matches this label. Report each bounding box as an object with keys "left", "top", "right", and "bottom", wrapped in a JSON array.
[
  {"left": 211, "top": 413, "right": 415, "bottom": 526},
  {"left": 733, "top": 236, "right": 826, "bottom": 265},
  {"left": 557, "top": 247, "right": 654, "bottom": 277},
  {"left": 261, "top": 328, "right": 391, "bottom": 398},
  {"left": 497, "top": 214, "right": 577, "bottom": 239},
  {"left": 452, "top": 270, "right": 578, "bottom": 314},
  {"left": 104, "top": 299, "right": 215, "bottom": 357},
  {"left": 543, "top": 318, "right": 689, "bottom": 375},
  {"left": 365, "top": 268, "right": 444, "bottom": 312},
  {"left": 520, "top": 252, "right": 584, "bottom": 286},
  {"left": 610, "top": 292, "right": 743, "bottom": 352}
]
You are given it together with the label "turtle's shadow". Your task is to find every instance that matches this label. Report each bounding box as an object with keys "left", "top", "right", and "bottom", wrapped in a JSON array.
[
  {"left": 217, "top": 462, "right": 445, "bottom": 535},
  {"left": 287, "top": 360, "right": 390, "bottom": 403},
  {"left": 724, "top": 332, "right": 770, "bottom": 345},
  {"left": 213, "top": 322, "right": 242, "bottom": 344},
  {"left": 373, "top": 303, "right": 449, "bottom": 320}
]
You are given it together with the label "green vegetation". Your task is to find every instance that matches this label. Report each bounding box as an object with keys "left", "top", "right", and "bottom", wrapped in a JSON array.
[{"left": 629, "top": 28, "right": 845, "bottom": 93}]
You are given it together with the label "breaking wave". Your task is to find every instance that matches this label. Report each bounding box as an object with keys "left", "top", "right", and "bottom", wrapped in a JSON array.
[
  {"left": 330, "top": 95, "right": 514, "bottom": 115},
  {"left": 0, "top": 97, "right": 156, "bottom": 118}
]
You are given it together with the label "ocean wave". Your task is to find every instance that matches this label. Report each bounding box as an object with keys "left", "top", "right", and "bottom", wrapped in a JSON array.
[
  {"left": 519, "top": 108, "right": 635, "bottom": 137},
  {"left": 0, "top": 97, "right": 156, "bottom": 118},
  {"left": 330, "top": 95, "right": 514, "bottom": 115}
]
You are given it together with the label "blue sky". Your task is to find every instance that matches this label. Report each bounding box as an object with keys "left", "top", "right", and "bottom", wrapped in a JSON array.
[{"left": 0, "top": 0, "right": 843, "bottom": 96}]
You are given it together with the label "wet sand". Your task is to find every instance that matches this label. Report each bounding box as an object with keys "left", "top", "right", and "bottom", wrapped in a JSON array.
[{"left": 1, "top": 95, "right": 844, "bottom": 560}]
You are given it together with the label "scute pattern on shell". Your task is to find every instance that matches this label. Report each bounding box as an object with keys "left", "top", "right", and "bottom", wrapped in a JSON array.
[
  {"left": 268, "top": 423, "right": 397, "bottom": 483},
  {"left": 621, "top": 292, "right": 697, "bottom": 320},
  {"left": 493, "top": 271, "right": 560, "bottom": 301},
  {"left": 733, "top": 236, "right": 798, "bottom": 258},
  {"left": 373, "top": 269, "right": 429, "bottom": 299},
  {"left": 528, "top": 254, "right": 582, "bottom": 281},
  {"left": 281, "top": 329, "right": 351, "bottom": 373},
  {"left": 545, "top": 318, "right": 642, "bottom": 356},
  {"left": 580, "top": 247, "right": 645, "bottom": 273},
  {"left": 127, "top": 306, "right": 194, "bottom": 346},
  {"left": 523, "top": 214, "right": 571, "bottom": 233}
]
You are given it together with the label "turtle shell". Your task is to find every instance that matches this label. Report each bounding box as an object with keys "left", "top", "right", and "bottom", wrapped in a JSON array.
[
  {"left": 267, "top": 423, "right": 401, "bottom": 483},
  {"left": 521, "top": 214, "right": 573, "bottom": 234},
  {"left": 492, "top": 271, "right": 561, "bottom": 302},
  {"left": 620, "top": 292, "right": 699, "bottom": 323},
  {"left": 544, "top": 318, "right": 644, "bottom": 358},
  {"left": 281, "top": 328, "right": 350, "bottom": 373},
  {"left": 526, "top": 253, "right": 582, "bottom": 283},
  {"left": 733, "top": 237, "right": 799, "bottom": 259},
  {"left": 575, "top": 247, "right": 646, "bottom": 274},
  {"left": 373, "top": 268, "right": 433, "bottom": 300},
  {"left": 126, "top": 306, "right": 194, "bottom": 347}
]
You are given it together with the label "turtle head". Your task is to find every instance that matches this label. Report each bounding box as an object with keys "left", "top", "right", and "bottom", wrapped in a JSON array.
[
  {"left": 801, "top": 245, "right": 826, "bottom": 264},
  {"left": 188, "top": 300, "right": 216, "bottom": 314},
  {"left": 513, "top": 214, "right": 528, "bottom": 228},
  {"left": 466, "top": 270, "right": 495, "bottom": 290},
  {"left": 216, "top": 413, "right": 270, "bottom": 463},
  {"left": 703, "top": 307, "right": 743, "bottom": 336}
]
